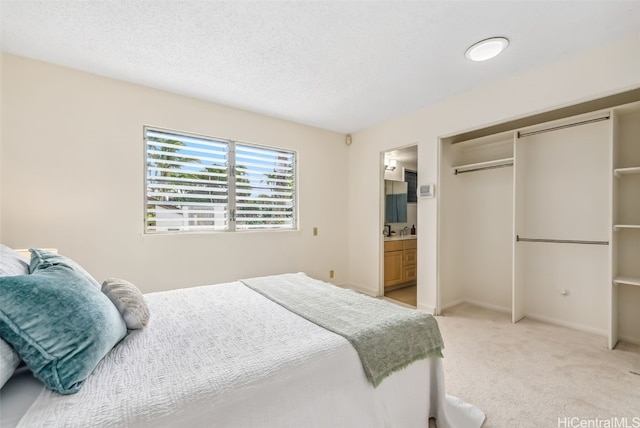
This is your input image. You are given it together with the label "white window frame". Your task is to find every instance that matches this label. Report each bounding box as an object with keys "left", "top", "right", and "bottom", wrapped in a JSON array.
[{"left": 144, "top": 126, "right": 297, "bottom": 234}]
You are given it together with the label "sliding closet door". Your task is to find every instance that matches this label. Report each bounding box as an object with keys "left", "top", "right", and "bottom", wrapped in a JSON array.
[{"left": 517, "top": 113, "right": 611, "bottom": 333}]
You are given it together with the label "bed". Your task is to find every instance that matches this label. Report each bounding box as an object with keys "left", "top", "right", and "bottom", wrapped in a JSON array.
[{"left": 0, "top": 245, "right": 484, "bottom": 427}]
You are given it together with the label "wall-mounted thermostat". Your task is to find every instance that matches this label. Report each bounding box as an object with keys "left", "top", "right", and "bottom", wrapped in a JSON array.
[{"left": 419, "top": 184, "right": 435, "bottom": 198}]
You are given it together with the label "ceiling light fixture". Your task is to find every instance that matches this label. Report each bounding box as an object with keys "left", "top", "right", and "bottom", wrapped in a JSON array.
[{"left": 465, "top": 37, "right": 509, "bottom": 62}]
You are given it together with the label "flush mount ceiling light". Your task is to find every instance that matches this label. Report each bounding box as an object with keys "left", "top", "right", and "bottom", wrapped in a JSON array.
[{"left": 465, "top": 37, "right": 509, "bottom": 62}]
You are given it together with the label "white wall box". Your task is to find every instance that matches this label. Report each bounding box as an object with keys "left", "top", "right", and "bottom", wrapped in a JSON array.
[
  {"left": 438, "top": 92, "right": 640, "bottom": 349},
  {"left": 419, "top": 184, "right": 435, "bottom": 198}
]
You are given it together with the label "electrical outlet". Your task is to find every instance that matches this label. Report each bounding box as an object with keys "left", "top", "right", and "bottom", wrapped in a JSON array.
[{"left": 329, "top": 270, "right": 334, "bottom": 279}]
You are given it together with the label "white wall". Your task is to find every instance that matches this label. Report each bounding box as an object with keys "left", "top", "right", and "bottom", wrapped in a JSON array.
[
  {"left": 346, "top": 32, "right": 640, "bottom": 312},
  {"left": 2, "top": 31, "right": 640, "bottom": 304},
  {"left": 0, "top": 52, "right": 3, "bottom": 243},
  {"left": 0, "top": 54, "right": 349, "bottom": 293}
]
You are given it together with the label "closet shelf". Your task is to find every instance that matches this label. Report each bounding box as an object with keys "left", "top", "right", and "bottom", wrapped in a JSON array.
[
  {"left": 613, "top": 224, "right": 640, "bottom": 231},
  {"left": 453, "top": 157, "right": 514, "bottom": 175},
  {"left": 613, "top": 166, "right": 640, "bottom": 177},
  {"left": 614, "top": 276, "right": 640, "bottom": 287}
]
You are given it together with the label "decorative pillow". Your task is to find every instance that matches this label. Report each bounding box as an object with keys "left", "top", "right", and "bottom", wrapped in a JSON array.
[
  {"left": 0, "top": 244, "right": 29, "bottom": 277},
  {"left": 0, "top": 257, "right": 127, "bottom": 394},
  {"left": 0, "top": 337, "right": 21, "bottom": 388},
  {"left": 102, "top": 278, "right": 150, "bottom": 330},
  {"left": 29, "top": 248, "right": 100, "bottom": 289},
  {"left": 0, "top": 244, "right": 28, "bottom": 387}
]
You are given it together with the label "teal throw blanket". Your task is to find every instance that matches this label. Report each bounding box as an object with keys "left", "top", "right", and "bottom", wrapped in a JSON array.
[{"left": 241, "top": 273, "right": 444, "bottom": 387}]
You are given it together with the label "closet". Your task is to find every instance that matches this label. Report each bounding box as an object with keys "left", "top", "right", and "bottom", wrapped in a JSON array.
[
  {"left": 439, "top": 131, "right": 514, "bottom": 313},
  {"left": 438, "top": 94, "right": 640, "bottom": 349}
]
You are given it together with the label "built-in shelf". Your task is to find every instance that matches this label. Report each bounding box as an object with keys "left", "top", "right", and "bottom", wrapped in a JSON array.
[
  {"left": 613, "top": 224, "right": 640, "bottom": 231},
  {"left": 453, "top": 157, "right": 514, "bottom": 175},
  {"left": 614, "top": 276, "right": 640, "bottom": 287},
  {"left": 613, "top": 166, "right": 640, "bottom": 177}
]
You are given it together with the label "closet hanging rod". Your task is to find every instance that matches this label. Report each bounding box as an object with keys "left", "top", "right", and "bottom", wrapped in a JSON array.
[
  {"left": 516, "top": 235, "right": 609, "bottom": 245},
  {"left": 454, "top": 162, "right": 513, "bottom": 175},
  {"left": 517, "top": 115, "right": 610, "bottom": 138}
]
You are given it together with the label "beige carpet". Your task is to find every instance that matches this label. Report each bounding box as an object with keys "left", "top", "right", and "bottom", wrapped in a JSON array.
[{"left": 434, "top": 303, "right": 640, "bottom": 428}]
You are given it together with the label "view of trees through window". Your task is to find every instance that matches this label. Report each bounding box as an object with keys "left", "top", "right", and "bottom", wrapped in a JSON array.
[{"left": 145, "top": 127, "right": 295, "bottom": 232}]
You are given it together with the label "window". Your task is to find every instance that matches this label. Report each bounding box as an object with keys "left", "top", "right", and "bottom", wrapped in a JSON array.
[
  {"left": 404, "top": 169, "right": 417, "bottom": 203},
  {"left": 145, "top": 127, "right": 296, "bottom": 233}
]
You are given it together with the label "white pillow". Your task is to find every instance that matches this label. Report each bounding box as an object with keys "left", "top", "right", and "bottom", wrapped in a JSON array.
[{"left": 101, "top": 278, "right": 150, "bottom": 329}]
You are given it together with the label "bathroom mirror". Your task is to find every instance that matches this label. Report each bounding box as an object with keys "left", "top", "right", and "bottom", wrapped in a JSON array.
[{"left": 385, "top": 180, "right": 408, "bottom": 223}]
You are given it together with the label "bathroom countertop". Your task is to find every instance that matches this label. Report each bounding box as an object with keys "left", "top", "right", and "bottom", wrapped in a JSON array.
[{"left": 384, "top": 235, "right": 417, "bottom": 241}]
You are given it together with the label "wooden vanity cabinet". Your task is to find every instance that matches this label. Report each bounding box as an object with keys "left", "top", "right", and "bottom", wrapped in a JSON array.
[
  {"left": 402, "top": 239, "right": 417, "bottom": 282},
  {"left": 384, "top": 239, "right": 417, "bottom": 288}
]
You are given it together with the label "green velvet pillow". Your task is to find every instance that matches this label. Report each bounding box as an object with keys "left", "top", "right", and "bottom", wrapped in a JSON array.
[{"left": 0, "top": 251, "right": 126, "bottom": 394}]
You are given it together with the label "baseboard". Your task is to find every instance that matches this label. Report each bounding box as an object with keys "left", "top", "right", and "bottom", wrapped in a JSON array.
[
  {"left": 523, "top": 312, "right": 607, "bottom": 337},
  {"left": 335, "top": 283, "right": 436, "bottom": 312},
  {"left": 440, "top": 299, "right": 465, "bottom": 312},
  {"left": 616, "top": 334, "right": 640, "bottom": 346},
  {"left": 338, "top": 282, "right": 378, "bottom": 297},
  {"left": 417, "top": 302, "right": 435, "bottom": 314},
  {"left": 465, "top": 299, "right": 511, "bottom": 314},
  {"left": 441, "top": 299, "right": 510, "bottom": 314},
  {"left": 441, "top": 301, "right": 610, "bottom": 338}
]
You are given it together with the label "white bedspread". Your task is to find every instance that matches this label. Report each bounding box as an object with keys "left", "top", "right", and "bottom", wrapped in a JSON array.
[{"left": 12, "top": 280, "right": 484, "bottom": 427}]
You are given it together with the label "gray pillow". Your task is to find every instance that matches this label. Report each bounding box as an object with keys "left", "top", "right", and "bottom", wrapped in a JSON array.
[
  {"left": 0, "top": 244, "right": 28, "bottom": 387},
  {"left": 101, "top": 278, "right": 150, "bottom": 330},
  {"left": 0, "top": 338, "right": 21, "bottom": 388},
  {"left": 0, "top": 244, "right": 29, "bottom": 276}
]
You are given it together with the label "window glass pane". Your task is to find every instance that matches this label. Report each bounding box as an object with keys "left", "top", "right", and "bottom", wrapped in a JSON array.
[
  {"left": 404, "top": 170, "right": 417, "bottom": 203},
  {"left": 235, "top": 143, "right": 296, "bottom": 230},
  {"left": 145, "top": 128, "right": 229, "bottom": 233}
]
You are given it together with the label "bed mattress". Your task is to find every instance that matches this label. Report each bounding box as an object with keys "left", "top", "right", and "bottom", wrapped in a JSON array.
[{"left": 1, "top": 279, "right": 484, "bottom": 427}]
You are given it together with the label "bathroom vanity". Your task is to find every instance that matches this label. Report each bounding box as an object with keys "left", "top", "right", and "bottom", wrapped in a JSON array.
[{"left": 383, "top": 236, "right": 417, "bottom": 289}]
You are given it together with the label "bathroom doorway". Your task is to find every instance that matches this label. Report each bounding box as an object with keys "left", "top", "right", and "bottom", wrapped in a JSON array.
[{"left": 381, "top": 145, "right": 418, "bottom": 307}]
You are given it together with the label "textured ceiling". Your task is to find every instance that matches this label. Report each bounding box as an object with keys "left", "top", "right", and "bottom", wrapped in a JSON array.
[{"left": 2, "top": 1, "right": 640, "bottom": 133}]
